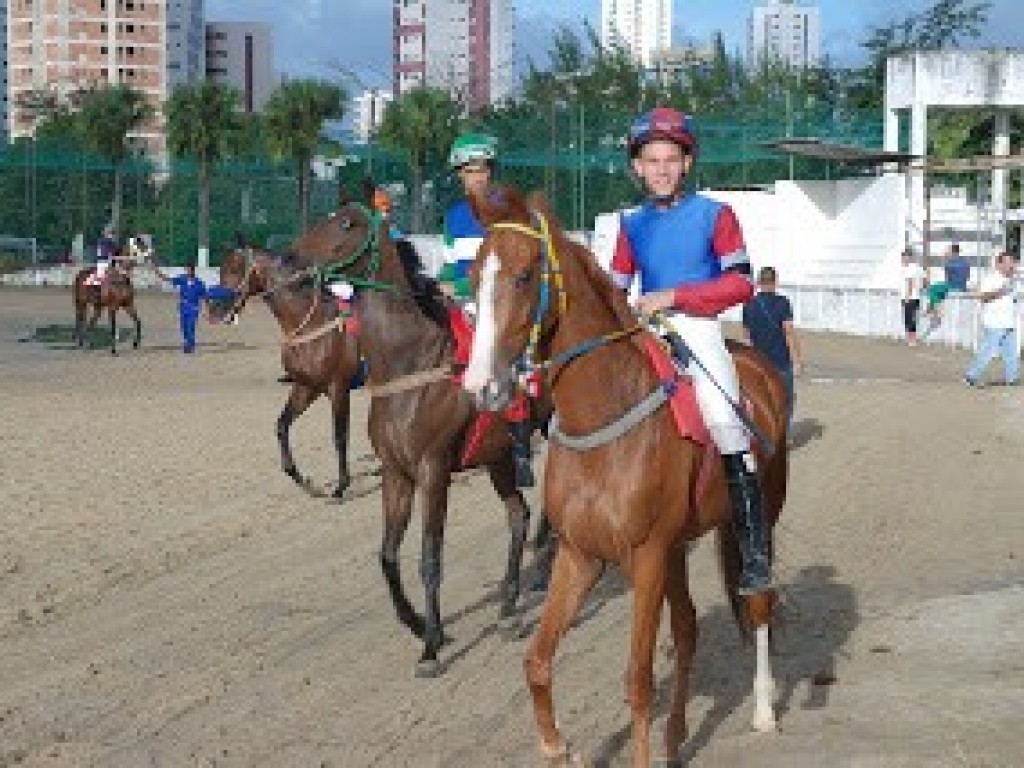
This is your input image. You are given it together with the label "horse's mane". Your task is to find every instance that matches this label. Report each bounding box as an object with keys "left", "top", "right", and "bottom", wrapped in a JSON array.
[{"left": 391, "top": 238, "right": 449, "bottom": 328}]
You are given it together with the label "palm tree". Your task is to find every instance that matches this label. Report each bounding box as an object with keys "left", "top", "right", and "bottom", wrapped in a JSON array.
[
  {"left": 165, "top": 82, "right": 242, "bottom": 268},
  {"left": 264, "top": 79, "right": 346, "bottom": 233},
  {"left": 75, "top": 84, "right": 154, "bottom": 232},
  {"left": 376, "top": 87, "right": 462, "bottom": 233}
]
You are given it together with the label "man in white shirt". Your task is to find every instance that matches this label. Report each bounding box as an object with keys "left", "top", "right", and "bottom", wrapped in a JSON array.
[
  {"left": 899, "top": 248, "right": 926, "bottom": 346},
  {"left": 964, "top": 251, "right": 1020, "bottom": 387}
]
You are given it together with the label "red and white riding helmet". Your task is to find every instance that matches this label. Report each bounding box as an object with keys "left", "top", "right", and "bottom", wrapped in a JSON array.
[{"left": 627, "top": 107, "right": 698, "bottom": 158}]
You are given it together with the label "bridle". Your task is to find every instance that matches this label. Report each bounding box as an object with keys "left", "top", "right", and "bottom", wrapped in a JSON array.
[{"left": 488, "top": 211, "right": 640, "bottom": 383}]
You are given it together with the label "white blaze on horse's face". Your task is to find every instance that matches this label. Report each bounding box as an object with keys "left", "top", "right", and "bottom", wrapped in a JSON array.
[{"left": 463, "top": 250, "right": 500, "bottom": 394}]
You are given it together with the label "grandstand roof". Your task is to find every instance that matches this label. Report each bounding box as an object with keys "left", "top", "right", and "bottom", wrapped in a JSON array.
[{"left": 761, "top": 138, "right": 920, "bottom": 167}]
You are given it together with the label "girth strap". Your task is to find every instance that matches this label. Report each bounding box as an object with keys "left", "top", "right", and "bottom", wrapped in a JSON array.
[{"left": 548, "top": 380, "right": 673, "bottom": 451}]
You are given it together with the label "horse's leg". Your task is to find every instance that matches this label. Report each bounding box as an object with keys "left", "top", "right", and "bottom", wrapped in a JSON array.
[
  {"left": 276, "top": 384, "right": 319, "bottom": 491},
  {"left": 664, "top": 547, "right": 698, "bottom": 763},
  {"left": 108, "top": 306, "right": 118, "bottom": 355},
  {"left": 74, "top": 301, "right": 86, "bottom": 347},
  {"left": 328, "top": 379, "right": 352, "bottom": 498},
  {"left": 486, "top": 458, "right": 530, "bottom": 637},
  {"left": 127, "top": 304, "right": 141, "bottom": 349},
  {"left": 623, "top": 543, "right": 668, "bottom": 768},
  {"left": 531, "top": 511, "right": 557, "bottom": 592},
  {"left": 85, "top": 304, "right": 101, "bottom": 349},
  {"left": 746, "top": 591, "right": 777, "bottom": 732},
  {"left": 525, "top": 545, "right": 601, "bottom": 763},
  {"left": 415, "top": 461, "right": 453, "bottom": 678},
  {"left": 379, "top": 466, "right": 425, "bottom": 639}
]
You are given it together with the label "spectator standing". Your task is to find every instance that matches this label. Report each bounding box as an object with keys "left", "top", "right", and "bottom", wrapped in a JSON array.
[
  {"left": 900, "top": 247, "right": 926, "bottom": 346},
  {"left": 742, "top": 266, "right": 805, "bottom": 441},
  {"left": 964, "top": 251, "right": 1020, "bottom": 387}
]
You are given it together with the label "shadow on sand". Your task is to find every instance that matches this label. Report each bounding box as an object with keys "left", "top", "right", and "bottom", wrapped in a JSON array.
[{"left": 591, "top": 564, "right": 858, "bottom": 766}]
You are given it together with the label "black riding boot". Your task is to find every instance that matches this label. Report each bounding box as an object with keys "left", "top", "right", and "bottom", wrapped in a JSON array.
[
  {"left": 508, "top": 420, "right": 535, "bottom": 488},
  {"left": 722, "top": 452, "right": 773, "bottom": 595}
]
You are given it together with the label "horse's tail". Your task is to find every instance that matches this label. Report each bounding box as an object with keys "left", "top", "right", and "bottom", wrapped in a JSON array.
[{"left": 715, "top": 524, "right": 753, "bottom": 642}]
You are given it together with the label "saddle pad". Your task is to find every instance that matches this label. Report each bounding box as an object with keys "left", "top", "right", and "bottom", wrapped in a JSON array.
[
  {"left": 448, "top": 305, "right": 474, "bottom": 365},
  {"left": 641, "top": 335, "right": 711, "bottom": 447},
  {"left": 459, "top": 391, "right": 530, "bottom": 469}
]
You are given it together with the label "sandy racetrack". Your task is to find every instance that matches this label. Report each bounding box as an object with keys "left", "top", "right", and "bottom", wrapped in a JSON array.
[{"left": 1, "top": 288, "right": 1021, "bottom": 767}]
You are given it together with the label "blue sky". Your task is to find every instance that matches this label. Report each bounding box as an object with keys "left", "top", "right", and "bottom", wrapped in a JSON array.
[{"left": 207, "top": 0, "right": 1024, "bottom": 85}]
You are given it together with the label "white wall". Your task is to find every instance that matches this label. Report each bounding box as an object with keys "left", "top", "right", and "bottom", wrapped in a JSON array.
[{"left": 707, "top": 175, "right": 907, "bottom": 289}]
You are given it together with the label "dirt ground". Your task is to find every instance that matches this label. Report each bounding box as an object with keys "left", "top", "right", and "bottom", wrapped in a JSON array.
[{"left": 0, "top": 287, "right": 1021, "bottom": 767}]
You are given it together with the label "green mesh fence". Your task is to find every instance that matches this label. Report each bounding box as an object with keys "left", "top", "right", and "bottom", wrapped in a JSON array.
[{"left": 0, "top": 108, "right": 884, "bottom": 264}]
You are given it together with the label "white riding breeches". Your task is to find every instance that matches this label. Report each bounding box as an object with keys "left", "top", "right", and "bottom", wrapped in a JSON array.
[
  {"left": 95, "top": 260, "right": 109, "bottom": 279},
  {"left": 662, "top": 312, "right": 750, "bottom": 455}
]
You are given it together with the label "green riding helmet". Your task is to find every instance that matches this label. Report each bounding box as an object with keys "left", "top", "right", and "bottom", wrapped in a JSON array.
[{"left": 448, "top": 133, "right": 498, "bottom": 170}]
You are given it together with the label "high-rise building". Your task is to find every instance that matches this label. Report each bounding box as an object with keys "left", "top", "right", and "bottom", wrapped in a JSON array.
[
  {"left": 5, "top": 0, "right": 205, "bottom": 152},
  {"left": 1, "top": 0, "right": 8, "bottom": 139},
  {"left": 650, "top": 43, "right": 716, "bottom": 87},
  {"left": 353, "top": 89, "right": 392, "bottom": 143},
  {"left": 600, "top": 0, "right": 671, "bottom": 68},
  {"left": 205, "top": 22, "right": 275, "bottom": 113},
  {"left": 168, "top": 0, "right": 205, "bottom": 89},
  {"left": 393, "top": 0, "right": 515, "bottom": 111},
  {"left": 747, "top": 0, "right": 821, "bottom": 69}
]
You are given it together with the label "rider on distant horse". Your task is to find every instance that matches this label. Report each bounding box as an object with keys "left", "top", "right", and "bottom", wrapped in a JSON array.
[
  {"left": 443, "top": 133, "right": 535, "bottom": 487},
  {"left": 612, "top": 107, "right": 772, "bottom": 595},
  {"left": 90, "top": 224, "right": 119, "bottom": 296}
]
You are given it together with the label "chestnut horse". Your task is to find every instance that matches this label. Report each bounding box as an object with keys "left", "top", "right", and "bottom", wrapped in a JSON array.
[
  {"left": 72, "top": 263, "right": 142, "bottom": 355},
  {"left": 211, "top": 246, "right": 361, "bottom": 498},
  {"left": 269, "top": 197, "right": 554, "bottom": 675},
  {"left": 462, "top": 189, "right": 788, "bottom": 766}
]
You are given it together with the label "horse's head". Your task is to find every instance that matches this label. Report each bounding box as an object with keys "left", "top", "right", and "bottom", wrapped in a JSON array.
[
  {"left": 462, "top": 187, "right": 563, "bottom": 408},
  {"left": 208, "top": 246, "right": 275, "bottom": 323},
  {"left": 288, "top": 183, "right": 385, "bottom": 278}
]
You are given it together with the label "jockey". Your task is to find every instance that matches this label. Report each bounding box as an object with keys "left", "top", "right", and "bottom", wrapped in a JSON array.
[
  {"left": 441, "top": 132, "right": 499, "bottom": 304},
  {"left": 612, "top": 107, "right": 772, "bottom": 596},
  {"left": 443, "top": 132, "right": 535, "bottom": 487}
]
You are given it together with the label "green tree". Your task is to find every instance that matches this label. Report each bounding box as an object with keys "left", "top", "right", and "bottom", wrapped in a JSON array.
[
  {"left": 376, "top": 86, "right": 462, "bottom": 233},
  {"left": 165, "top": 82, "right": 242, "bottom": 267},
  {"left": 852, "top": 0, "right": 991, "bottom": 109},
  {"left": 264, "top": 79, "right": 346, "bottom": 233},
  {"left": 75, "top": 83, "right": 154, "bottom": 232}
]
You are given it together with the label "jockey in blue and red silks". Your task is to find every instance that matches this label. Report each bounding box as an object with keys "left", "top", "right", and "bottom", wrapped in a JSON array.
[{"left": 612, "top": 106, "right": 772, "bottom": 595}]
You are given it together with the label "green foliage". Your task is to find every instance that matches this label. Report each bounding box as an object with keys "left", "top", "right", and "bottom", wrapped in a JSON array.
[
  {"left": 376, "top": 86, "right": 463, "bottom": 231},
  {"left": 264, "top": 79, "right": 347, "bottom": 232},
  {"left": 3, "top": 0, "right": 1006, "bottom": 253}
]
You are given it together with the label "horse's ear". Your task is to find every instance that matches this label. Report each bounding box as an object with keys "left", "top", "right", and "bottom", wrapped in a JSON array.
[
  {"left": 337, "top": 183, "right": 351, "bottom": 208},
  {"left": 361, "top": 176, "right": 376, "bottom": 207},
  {"left": 472, "top": 183, "right": 531, "bottom": 228},
  {"left": 525, "top": 190, "right": 564, "bottom": 234}
]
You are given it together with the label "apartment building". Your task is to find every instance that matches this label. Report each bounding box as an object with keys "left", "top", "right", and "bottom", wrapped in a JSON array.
[
  {"left": 393, "top": 0, "right": 515, "bottom": 110},
  {"left": 205, "top": 21, "right": 274, "bottom": 113},
  {"left": 6, "top": 0, "right": 202, "bottom": 153}
]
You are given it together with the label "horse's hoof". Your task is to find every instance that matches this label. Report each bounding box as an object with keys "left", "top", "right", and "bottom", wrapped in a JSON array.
[
  {"left": 110, "top": 349, "right": 117, "bottom": 356},
  {"left": 498, "top": 613, "right": 525, "bottom": 640},
  {"left": 415, "top": 658, "right": 441, "bottom": 678},
  {"left": 752, "top": 710, "right": 777, "bottom": 733},
  {"left": 542, "top": 740, "right": 587, "bottom": 767}
]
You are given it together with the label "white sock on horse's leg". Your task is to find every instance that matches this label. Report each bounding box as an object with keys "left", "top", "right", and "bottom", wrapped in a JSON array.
[{"left": 752, "top": 625, "right": 777, "bottom": 732}]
